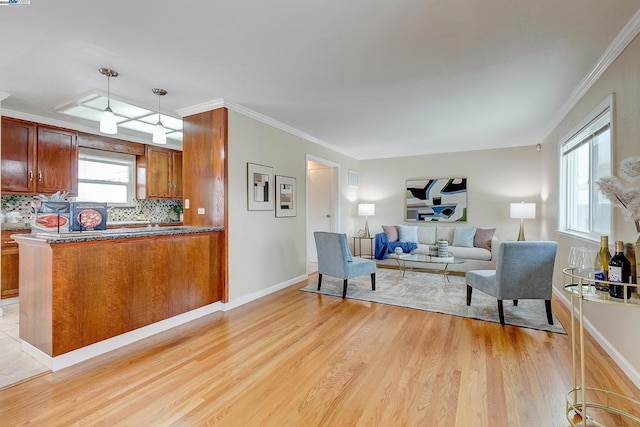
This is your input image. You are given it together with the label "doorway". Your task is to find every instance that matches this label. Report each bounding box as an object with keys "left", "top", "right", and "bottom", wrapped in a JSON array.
[{"left": 306, "top": 156, "right": 339, "bottom": 266}]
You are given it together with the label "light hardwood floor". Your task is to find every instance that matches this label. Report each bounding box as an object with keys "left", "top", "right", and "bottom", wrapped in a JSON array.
[{"left": 0, "top": 274, "right": 639, "bottom": 426}]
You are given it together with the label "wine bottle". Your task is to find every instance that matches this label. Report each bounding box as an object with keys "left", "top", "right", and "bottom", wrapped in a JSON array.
[
  {"left": 624, "top": 242, "right": 637, "bottom": 285},
  {"left": 593, "top": 253, "right": 604, "bottom": 288},
  {"left": 609, "top": 240, "right": 631, "bottom": 299},
  {"left": 594, "top": 236, "right": 611, "bottom": 290}
]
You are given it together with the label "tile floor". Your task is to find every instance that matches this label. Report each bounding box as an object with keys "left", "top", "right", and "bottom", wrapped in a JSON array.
[{"left": 0, "top": 303, "right": 49, "bottom": 390}]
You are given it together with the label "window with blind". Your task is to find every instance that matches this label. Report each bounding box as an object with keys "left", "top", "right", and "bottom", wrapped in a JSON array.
[
  {"left": 559, "top": 97, "right": 612, "bottom": 240},
  {"left": 77, "top": 148, "right": 136, "bottom": 206}
]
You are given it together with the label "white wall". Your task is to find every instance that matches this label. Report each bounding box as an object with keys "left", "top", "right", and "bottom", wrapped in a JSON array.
[
  {"left": 226, "top": 111, "right": 359, "bottom": 300},
  {"left": 358, "top": 146, "right": 543, "bottom": 241},
  {"left": 540, "top": 33, "right": 640, "bottom": 385}
]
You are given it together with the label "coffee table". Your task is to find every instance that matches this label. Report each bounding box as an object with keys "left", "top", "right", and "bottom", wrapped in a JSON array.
[{"left": 388, "top": 253, "right": 466, "bottom": 282}]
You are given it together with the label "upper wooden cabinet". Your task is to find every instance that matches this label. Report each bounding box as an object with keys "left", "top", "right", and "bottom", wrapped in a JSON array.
[
  {"left": 1, "top": 117, "right": 78, "bottom": 196},
  {"left": 1, "top": 118, "right": 36, "bottom": 193},
  {"left": 137, "top": 145, "right": 182, "bottom": 199}
]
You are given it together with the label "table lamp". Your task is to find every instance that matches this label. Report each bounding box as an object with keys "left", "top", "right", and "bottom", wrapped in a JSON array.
[
  {"left": 358, "top": 203, "right": 375, "bottom": 238},
  {"left": 510, "top": 202, "right": 536, "bottom": 241}
]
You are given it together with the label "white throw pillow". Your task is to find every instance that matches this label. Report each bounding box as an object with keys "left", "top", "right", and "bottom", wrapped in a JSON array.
[
  {"left": 417, "top": 227, "right": 436, "bottom": 245},
  {"left": 397, "top": 225, "right": 419, "bottom": 243},
  {"left": 436, "top": 226, "right": 454, "bottom": 244},
  {"left": 452, "top": 226, "right": 477, "bottom": 248}
]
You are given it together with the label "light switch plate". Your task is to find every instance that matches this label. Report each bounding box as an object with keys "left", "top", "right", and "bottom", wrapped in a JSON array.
[
  {"left": 197, "top": 208, "right": 205, "bottom": 215},
  {"left": 184, "top": 199, "right": 190, "bottom": 209}
]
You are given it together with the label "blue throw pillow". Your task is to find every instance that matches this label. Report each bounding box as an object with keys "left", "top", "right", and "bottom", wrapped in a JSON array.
[
  {"left": 453, "top": 226, "right": 477, "bottom": 247},
  {"left": 397, "top": 225, "right": 419, "bottom": 243}
]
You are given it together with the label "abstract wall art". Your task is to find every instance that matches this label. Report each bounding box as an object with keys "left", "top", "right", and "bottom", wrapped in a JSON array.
[
  {"left": 247, "top": 163, "right": 274, "bottom": 211},
  {"left": 405, "top": 177, "right": 467, "bottom": 222},
  {"left": 275, "top": 175, "right": 296, "bottom": 217}
]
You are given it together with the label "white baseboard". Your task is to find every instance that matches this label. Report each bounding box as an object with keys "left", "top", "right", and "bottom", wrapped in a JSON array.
[
  {"left": 552, "top": 286, "right": 640, "bottom": 390},
  {"left": 223, "top": 274, "right": 308, "bottom": 311},
  {"left": 21, "top": 274, "right": 308, "bottom": 371}
]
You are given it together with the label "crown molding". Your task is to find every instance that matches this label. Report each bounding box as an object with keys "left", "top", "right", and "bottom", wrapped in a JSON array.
[
  {"left": 178, "top": 97, "right": 359, "bottom": 159},
  {"left": 542, "top": 8, "right": 640, "bottom": 141},
  {"left": 0, "top": 92, "right": 10, "bottom": 103},
  {"left": 176, "top": 98, "right": 225, "bottom": 118}
]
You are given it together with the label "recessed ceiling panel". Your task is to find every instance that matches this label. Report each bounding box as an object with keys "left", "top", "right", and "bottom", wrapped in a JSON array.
[
  {"left": 84, "top": 97, "right": 153, "bottom": 118},
  {"left": 138, "top": 114, "right": 183, "bottom": 130},
  {"left": 118, "top": 120, "right": 157, "bottom": 134},
  {"left": 166, "top": 131, "right": 183, "bottom": 141},
  {"left": 60, "top": 105, "right": 128, "bottom": 123}
]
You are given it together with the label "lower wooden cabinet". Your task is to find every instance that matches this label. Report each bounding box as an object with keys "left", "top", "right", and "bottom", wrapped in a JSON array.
[
  {"left": 1, "top": 245, "right": 19, "bottom": 299},
  {"left": 15, "top": 230, "right": 224, "bottom": 356},
  {"left": 1, "top": 229, "right": 28, "bottom": 299}
]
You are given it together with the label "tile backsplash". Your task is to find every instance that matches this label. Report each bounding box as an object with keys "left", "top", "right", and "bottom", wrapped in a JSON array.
[{"left": 1, "top": 195, "right": 182, "bottom": 225}]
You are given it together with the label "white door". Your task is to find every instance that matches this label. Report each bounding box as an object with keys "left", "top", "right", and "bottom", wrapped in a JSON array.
[{"left": 307, "top": 165, "right": 334, "bottom": 262}]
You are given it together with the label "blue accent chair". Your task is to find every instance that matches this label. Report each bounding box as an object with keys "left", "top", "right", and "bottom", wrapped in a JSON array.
[
  {"left": 465, "top": 241, "right": 558, "bottom": 325},
  {"left": 314, "top": 231, "right": 376, "bottom": 298}
]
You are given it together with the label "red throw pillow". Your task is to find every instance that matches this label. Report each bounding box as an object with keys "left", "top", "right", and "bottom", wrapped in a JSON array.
[
  {"left": 473, "top": 227, "right": 496, "bottom": 250},
  {"left": 382, "top": 225, "right": 399, "bottom": 242}
]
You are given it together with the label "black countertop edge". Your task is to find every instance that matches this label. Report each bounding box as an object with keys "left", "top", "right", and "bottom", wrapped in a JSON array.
[{"left": 12, "top": 226, "right": 223, "bottom": 244}]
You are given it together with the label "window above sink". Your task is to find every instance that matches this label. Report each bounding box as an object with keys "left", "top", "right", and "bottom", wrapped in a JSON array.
[{"left": 77, "top": 148, "right": 136, "bottom": 207}]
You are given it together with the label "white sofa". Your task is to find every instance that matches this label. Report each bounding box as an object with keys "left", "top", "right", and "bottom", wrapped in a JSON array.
[{"left": 375, "top": 224, "right": 499, "bottom": 274}]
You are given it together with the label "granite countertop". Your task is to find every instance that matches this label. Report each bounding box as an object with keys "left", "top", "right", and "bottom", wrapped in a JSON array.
[{"left": 12, "top": 226, "right": 223, "bottom": 244}]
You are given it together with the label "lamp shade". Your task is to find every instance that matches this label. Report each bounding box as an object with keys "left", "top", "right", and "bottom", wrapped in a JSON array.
[
  {"left": 510, "top": 202, "right": 536, "bottom": 219},
  {"left": 100, "top": 108, "right": 117, "bottom": 134},
  {"left": 152, "top": 122, "right": 167, "bottom": 144},
  {"left": 358, "top": 203, "right": 375, "bottom": 216}
]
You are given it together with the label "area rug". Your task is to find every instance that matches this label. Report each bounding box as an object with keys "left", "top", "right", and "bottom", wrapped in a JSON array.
[{"left": 301, "top": 269, "right": 566, "bottom": 334}]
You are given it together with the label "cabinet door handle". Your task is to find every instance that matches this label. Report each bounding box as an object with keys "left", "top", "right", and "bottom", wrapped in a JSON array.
[
  {"left": 38, "top": 170, "right": 42, "bottom": 181},
  {"left": 29, "top": 171, "right": 33, "bottom": 181}
]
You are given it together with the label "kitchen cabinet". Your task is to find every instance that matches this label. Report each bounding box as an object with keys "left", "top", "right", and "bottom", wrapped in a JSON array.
[
  {"left": 1, "top": 229, "right": 28, "bottom": 299},
  {"left": 182, "top": 108, "right": 227, "bottom": 228},
  {"left": 1, "top": 118, "right": 36, "bottom": 193},
  {"left": 137, "top": 145, "right": 182, "bottom": 199},
  {"left": 14, "top": 228, "right": 223, "bottom": 356},
  {"left": 1, "top": 117, "right": 78, "bottom": 195}
]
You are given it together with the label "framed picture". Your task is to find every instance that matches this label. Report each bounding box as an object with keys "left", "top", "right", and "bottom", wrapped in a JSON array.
[
  {"left": 247, "top": 163, "right": 274, "bottom": 211},
  {"left": 405, "top": 177, "right": 467, "bottom": 222},
  {"left": 275, "top": 175, "right": 296, "bottom": 217}
]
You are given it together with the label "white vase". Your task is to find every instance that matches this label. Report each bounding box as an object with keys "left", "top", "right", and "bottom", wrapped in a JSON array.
[{"left": 437, "top": 240, "right": 449, "bottom": 258}]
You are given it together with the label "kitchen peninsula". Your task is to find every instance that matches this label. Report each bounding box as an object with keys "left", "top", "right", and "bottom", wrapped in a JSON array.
[{"left": 13, "top": 226, "right": 224, "bottom": 368}]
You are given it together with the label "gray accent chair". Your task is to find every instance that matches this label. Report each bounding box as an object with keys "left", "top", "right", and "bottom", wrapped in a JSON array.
[
  {"left": 314, "top": 231, "right": 376, "bottom": 298},
  {"left": 465, "top": 241, "right": 558, "bottom": 325}
]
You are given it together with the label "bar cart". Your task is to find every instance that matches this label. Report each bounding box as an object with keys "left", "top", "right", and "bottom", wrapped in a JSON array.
[{"left": 562, "top": 267, "right": 640, "bottom": 426}]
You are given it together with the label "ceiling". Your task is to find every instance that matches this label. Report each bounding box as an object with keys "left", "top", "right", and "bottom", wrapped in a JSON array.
[{"left": 1, "top": 0, "right": 639, "bottom": 159}]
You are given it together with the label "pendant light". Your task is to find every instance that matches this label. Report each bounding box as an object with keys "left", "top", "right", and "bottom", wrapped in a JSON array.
[
  {"left": 152, "top": 88, "right": 167, "bottom": 145},
  {"left": 98, "top": 68, "right": 118, "bottom": 134}
]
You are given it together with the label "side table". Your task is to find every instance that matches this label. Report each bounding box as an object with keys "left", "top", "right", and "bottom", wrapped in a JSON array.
[{"left": 352, "top": 236, "right": 374, "bottom": 259}]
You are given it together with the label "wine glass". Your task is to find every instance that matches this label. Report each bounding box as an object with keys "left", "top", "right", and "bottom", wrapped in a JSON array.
[
  {"left": 577, "top": 248, "right": 598, "bottom": 295},
  {"left": 568, "top": 247, "right": 580, "bottom": 269}
]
